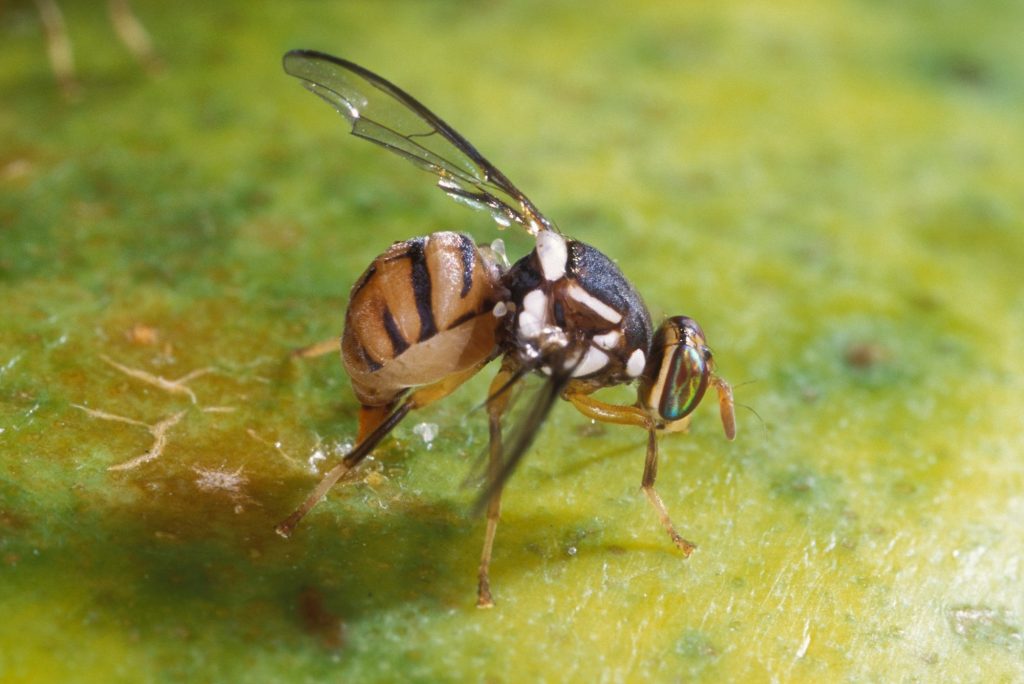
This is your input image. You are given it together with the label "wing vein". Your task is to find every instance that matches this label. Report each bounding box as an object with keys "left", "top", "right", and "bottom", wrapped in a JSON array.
[{"left": 284, "top": 49, "right": 556, "bottom": 235}]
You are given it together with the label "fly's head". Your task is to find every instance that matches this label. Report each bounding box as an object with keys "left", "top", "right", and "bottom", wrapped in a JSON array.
[{"left": 639, "top": 316, "right": 735, "bottom": 438}]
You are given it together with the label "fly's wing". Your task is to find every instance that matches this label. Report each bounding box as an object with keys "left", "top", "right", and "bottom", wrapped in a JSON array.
[
  {"left": 472, "top": 363, "right": 574, "bottom": 514},
  {"left": 284, "top": 49, "right": 555, "bottom": 236}
]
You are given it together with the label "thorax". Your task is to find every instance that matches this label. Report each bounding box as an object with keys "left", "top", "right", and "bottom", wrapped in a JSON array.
[{"left": 503, "top": 233, "right": 653, "bottom": 391}]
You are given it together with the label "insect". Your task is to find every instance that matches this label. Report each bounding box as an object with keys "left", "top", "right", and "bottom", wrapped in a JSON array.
[{"left": 275, "top": 49, "right": 736, "bottom": 608}]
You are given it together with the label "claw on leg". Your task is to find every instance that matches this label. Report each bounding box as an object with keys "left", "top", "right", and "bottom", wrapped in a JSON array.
[
  {"left": 476, "top": 474, "right": 501, "bottom": 608},
  {"left": 476, "top": 471, "right": 502, "bottom": 608},
  {"left": 642, "top": 485, "right": 696, "bottom": 557}
]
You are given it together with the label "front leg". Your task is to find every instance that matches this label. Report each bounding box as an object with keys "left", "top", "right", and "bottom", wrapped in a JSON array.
[
  {"left": 641, "top": 428, "right": 696, "bottom": 556},
  {"left": 566, "top": 391, "right": 695, "bottom": 556},
  {"left": 565, "top": 391, "right": 650, "bottom": 428}
]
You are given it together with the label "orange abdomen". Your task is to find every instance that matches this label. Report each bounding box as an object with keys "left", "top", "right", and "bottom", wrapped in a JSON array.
[{"left": 341, "top": 232, "right": 506, "bottom": 406}]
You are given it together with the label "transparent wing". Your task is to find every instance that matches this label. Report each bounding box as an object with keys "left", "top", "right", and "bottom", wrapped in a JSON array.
[
  {"left": 284, "top": 49, "right": 555, "bottom": 235},
  {"left": 472, "top": 360, "right": 574, "bottom": 514}
]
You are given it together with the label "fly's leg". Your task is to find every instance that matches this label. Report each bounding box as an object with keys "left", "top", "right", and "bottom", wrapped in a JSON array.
[
  {"left": 291, "top": 338, "right": 340, "bottom": 359},
  {"left": 34, "top": 0, "right": 78, "bottom": 99},
  {"left": 275, "top": 363, "right": 486, "bottom": 538},
  {"left": 566, "top": 392, "right": 650, "bottom": 428},
  {"left": 641, "top": 428, "right": 696, "bottom": 556},
  {"left": 566, "top": 392, "right": 696, "bottom": 556},
  {"left": 108, "top": 0, "right": 163, "bottom": 75},
  {"left": 476, "top": 362, "right": 516, "bottom": 608}
]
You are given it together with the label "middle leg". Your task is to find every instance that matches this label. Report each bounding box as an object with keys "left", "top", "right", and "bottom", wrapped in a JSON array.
[{"left": 476, "top": 361, "right": 516, "bottom": 608}]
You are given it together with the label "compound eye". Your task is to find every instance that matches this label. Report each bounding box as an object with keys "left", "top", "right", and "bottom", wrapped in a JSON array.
[{"left": 657, "top": 343, "right": 711, "bottom": 422}]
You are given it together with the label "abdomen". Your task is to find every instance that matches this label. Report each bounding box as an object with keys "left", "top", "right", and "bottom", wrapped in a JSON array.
[{"left": 341, "top": 232, "right": 507, "bottom": 406}]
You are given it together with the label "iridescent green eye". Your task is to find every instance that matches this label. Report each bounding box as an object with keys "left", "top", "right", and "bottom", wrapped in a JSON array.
[{"left": 658, "top": 344, "right": 710, "bottom": 422}]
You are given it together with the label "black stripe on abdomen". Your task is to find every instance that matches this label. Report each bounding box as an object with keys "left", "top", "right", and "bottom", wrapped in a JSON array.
[
  {"left": 357, "top": 343, "right": 383, "bottom": 372},
  {"left": 382, "top": 306, "right": 409, "bottom": 356},
  {"left": 457, "top": 234, "right": 475, "bottom": 298},
  {"left": 406, "top": 238, "right": 438, "bottom": 342}
]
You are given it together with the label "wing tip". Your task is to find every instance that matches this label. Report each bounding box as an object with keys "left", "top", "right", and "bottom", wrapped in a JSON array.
[{"left": 282, "top": 48, "right": 315, "bottom": 74}]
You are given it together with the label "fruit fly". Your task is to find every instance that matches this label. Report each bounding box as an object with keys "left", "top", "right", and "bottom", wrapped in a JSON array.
[{"left": 275, "top": 50, "right": 736, "bottom": 607}]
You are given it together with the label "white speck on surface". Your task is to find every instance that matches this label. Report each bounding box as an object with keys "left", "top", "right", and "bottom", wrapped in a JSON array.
[
  {"left": 795, "top": 619, "right": 811, "bottom": 658},
  {"left": 45, "top": 333, "right": 69, "bottom": 350},
  {"left": 192, "top": 465, "right": 248, "bottom": 494},
  {"left": 192, "top": 465, "right": 256, "bottom": 509},
  {"left": 492, "top": 301, "right": 508, "bottom": 318},
  {"left": 307, "top": 448, "right": 327, "bottom": 474},
  {"left": 1, "top": 354, "right": 22, "bottom": 377},
  {"left": 413, "top": 422, "right": 439, "bottom": 448}
]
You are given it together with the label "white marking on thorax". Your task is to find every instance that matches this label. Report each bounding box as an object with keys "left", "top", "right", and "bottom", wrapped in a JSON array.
[
  {"left": 536, "top": 231, "right": 568, "bottom": 281},
  {"left": 518, "top": 289, "right": 548, "bottom": 338},
  {"left": 593, "top": 330, "right": 621, "bottom": 350},
  {"left": 626, "top": 349, "right": 646, "bottom": 378},
  {"left": 571, "top": 346, "right": 609, "bottom": 377},
  {"left": 492, "top": 301, "right": 508, "bottom": 318},
  {"left": 565, "top": 283, "right": 622, "bottom": 324}
]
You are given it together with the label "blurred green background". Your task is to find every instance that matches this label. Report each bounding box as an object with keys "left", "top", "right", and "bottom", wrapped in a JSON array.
[{"left": 2, "top": 1, "right": 1023, "bottom": 681}]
